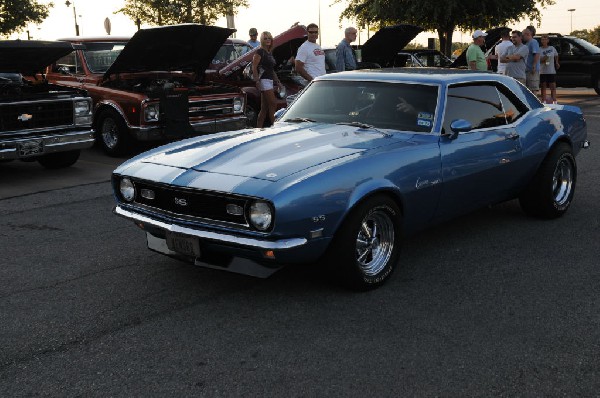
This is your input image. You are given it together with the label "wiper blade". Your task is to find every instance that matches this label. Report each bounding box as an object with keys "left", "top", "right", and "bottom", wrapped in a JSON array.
[
  {"left": 284, "top": 117, "right": 316, "bottom": 123},
  {"left": 336, "top": 122, "right": 391, "bottom": 137}
]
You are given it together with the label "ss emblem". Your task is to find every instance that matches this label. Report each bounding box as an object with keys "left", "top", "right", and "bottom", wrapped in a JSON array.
[
  {"left": 312, "top": 215, "right": 326, "bottom": 222},
  {"left": 174, "top": 197, "right": 188, "bottom": 206}
]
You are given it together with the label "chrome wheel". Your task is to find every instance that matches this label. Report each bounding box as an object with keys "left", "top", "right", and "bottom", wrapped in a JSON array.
[
  {"left": 101, "top": 117, "right": 119, "bottom": 150},
  {"left": 553, "top": 156, "right": 574, "bottom": 206},
  {"left": 355, "top": 209, "right": 395, "bottom": 277}
]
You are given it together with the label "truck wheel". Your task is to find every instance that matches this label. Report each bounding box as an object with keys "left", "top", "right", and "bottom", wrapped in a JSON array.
[
  {"left": 37, "top": 150, "right": 80, "bottom": 169},
  {"left": 325, "top": 195, "right": 401, "bottom": 290},
  {"left": 594, "top": 75, "right": 600, "bottom": 96},
  {"left": 519, "top": 142, "right": 577, "bottom": 219},
  {"left": 97, "top": 109, "right": 131, "bottom": 156}
]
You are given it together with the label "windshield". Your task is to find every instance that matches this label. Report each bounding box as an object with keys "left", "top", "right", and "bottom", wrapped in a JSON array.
[
  {"left": 83, "top": 42, "right": 127, "bottom": 73},
  {"left": 283, "top": 80, "right": 439, "bottom": 132},
  {"left": 212, "top": 42, "right": 252, "bottom": 65},
  {"left": 571, "top": 37, "right": 600, "bottom": 54}
]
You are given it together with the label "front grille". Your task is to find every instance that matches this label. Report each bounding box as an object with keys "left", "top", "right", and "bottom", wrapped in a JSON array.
[
  {"left": 0, "top": 100, "right": 74, "bottom": 132},
  {"left": 188, "top": 98, "right": 234, "bottom": 118},
  {"left": 133, "top": 180, "right": 249, "bottom": 226}
]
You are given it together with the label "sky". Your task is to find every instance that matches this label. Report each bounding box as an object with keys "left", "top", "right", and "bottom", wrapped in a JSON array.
[{"left": 13, "top": 0, "right": 600, "bottom": 47}]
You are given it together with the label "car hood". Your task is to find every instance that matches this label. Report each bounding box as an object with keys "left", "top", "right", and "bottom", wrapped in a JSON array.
[
  {"left": 361, "top": 24, "right": 424, "bottom": 66},
  {"left": 0, "top": 40, "right": 75, "bottom": 76},
  {"left": 104, "top": 24, "right": 235, "bottom": 79},
  {"left": 138, "top": 123, "right": 409, "bottom": 182},
  {"left": 219, "top": 24, "right": 308, "bottom": 77}
]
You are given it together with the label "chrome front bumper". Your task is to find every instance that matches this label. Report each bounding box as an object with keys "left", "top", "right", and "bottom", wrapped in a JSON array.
[
  {"left": 131, "top": 116, "right": 247, "bottom": 142},
  {"left": 0, "top": 129, "right": 95, "bottom": 160},
  {"left": 113, "top": 205, "right": 308, "bottom": 251}
]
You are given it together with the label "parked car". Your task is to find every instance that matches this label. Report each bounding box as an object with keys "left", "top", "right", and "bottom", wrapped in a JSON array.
[
  {"left": 208, "top": 24, "right": 308, "bottom": 126},
  {"left": 111, "top": 68, "right": 588, "bottom": 290},
  {"left": 46, "top": 24, "right": 247, "bottom": 156},
  {"left": 0, "top": 40, "right": 94, "bottom": 168}
]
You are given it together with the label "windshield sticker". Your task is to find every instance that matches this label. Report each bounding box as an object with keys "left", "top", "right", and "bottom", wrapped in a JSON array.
[
  {"left": 417, "top": 112, "right": 434, "bottom": 120},
  {"left": 417, "top": 119, "right": 432, "bottom": 127}
]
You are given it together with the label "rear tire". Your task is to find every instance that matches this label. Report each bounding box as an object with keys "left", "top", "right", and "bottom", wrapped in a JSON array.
[
  {"left": 37, "top": 150, "right": 80, "bottom": 169},
  {"left": 324, "top": 195, "right": 401, "bottom": 290},
  {"left": 519, "top": 142, "right": 576, "bottom": 219},
  {"left": 97, "top": 109, "right": 131, "bottom": 156}
]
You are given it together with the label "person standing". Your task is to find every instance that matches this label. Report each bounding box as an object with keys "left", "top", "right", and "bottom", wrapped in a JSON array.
[
  {"left": 247, "top": 28, "right": 259, "bottom": 48},
  {"left": 539, "top": 34, "right": 560, "bottom": 103},
  {"left": 466, "top": 30, "right": 488, "bottom": 71},
  {"left": 500, "top": 30, "right": 529, "bottom": 85},
  {"left": 252, "top": 31, "right": 283, "bottom": 128},
  {"left": 523, "top": 26, "right": 540, "bottom": 93},
  {"left": 335, "top": 27, "right": 358, "bottom": 72},
  {"left": 493, "top": 28, "right": 513, "bottom": 74},
  {"left": 295, "top": 23, "right": 326, "bottom": 82}
]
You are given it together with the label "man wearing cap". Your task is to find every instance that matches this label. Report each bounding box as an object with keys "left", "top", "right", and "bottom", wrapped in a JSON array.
[
  {"left": 467, "top": 30, "right": 488, "bottom": 71},
  {"left": 248, "top": 28, "right": 259, "bottom": 48}
]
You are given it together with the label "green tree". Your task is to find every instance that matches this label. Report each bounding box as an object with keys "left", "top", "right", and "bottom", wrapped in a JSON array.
[
  {"left": 116, "top": 0, "right": 248, "bottom": 28},
  {"left": 0, "top": 0, "right": 52, "bottom": 37},
  {"left": 337, "top": 0, "right": 554, "bottom": 56}
]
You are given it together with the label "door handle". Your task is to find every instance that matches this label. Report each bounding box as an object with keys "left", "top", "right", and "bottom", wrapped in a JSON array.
[{"left": 506, "top": 132, "right": 520, "bottom": 140}]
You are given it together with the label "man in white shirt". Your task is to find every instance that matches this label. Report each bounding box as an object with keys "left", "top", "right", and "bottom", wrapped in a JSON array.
[
  {"left": 295, "top": 23, "right": 326, "bottom": 82},
  {"left": 493, "top": 28, "right": 513, "bottom": 75}
]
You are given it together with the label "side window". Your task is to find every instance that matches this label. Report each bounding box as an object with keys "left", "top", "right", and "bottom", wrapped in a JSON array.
[
  {"left": 559, "top": 39, "right": 574, "bottom": 56},
  {"left": 443, "top": 84, "right": 506, "bottom": 133},
  {"left": 549, "top": 38, "right": 561, "bottom": 54},
  {"left": 52, "top": 50, "right": 82, "bottom": 74},
  {"left": 497, "top": 86, "right": 527, "bottom": 124}
]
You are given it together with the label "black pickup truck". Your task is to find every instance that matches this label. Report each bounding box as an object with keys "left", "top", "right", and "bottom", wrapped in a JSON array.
[{"left": 0, "top": 40, "right": 94, "bottom": 168}]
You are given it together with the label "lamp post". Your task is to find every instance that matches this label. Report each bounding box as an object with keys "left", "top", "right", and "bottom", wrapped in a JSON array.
[
  {"left": 65, "top": 0, "right": 80, "bottom": 36},
  {"left": 568, "top": 8, "right": 576, "bottom": 34}
]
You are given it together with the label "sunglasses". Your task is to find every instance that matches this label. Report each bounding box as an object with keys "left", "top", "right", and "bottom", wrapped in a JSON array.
[{"left": 308, "top": 31, "right": 319, "bottom": 34}]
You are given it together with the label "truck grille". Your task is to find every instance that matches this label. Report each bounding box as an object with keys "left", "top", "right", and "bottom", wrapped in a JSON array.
[
  {"left": 0, "top": 100, "right": 74, "bottom": 132},
  {"left": 133, "top": 180, "right": 249, "bottom": 227},
  {"left": 188, "top": 98, "right": 234, "bottom": 118}
]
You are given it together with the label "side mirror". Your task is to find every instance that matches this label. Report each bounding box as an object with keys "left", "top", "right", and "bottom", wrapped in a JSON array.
[
  {"left": 58, "top": 65, "right": 72, "bottom": 75},
  {"left": 446, "top": 119, "right": 472, "bottom": 139}
]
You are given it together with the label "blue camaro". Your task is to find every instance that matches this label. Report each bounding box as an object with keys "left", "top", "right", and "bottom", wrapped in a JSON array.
[{"left": 112, "top": 68, "right": 589, "bottom": 290}]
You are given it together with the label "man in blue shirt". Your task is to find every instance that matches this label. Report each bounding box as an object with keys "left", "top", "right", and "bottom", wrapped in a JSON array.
[
  {"left": 335, "top": 27, "right": 358, "bottom": 72},
  {"left": 523, "top": 26, "right": 540, "bottom": 94},
  {"left": 247, "top": 28, "right": 259, "bottom": 48}
]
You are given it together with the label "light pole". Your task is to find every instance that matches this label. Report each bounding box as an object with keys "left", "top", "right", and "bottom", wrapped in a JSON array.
[
  {"left": 568, "top": 8, "right": 576, "bottom": 34},
  {"left": 65, "top": 0, "right": 80, "bottom": 36}
]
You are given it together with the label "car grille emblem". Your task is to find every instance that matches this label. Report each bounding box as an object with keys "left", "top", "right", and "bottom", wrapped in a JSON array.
[
  {"left": 174, "top": 197, "right": 188, "bottom": 206},
  {"left": 18, "top": 113, "right": 33, "bottom": 122}
]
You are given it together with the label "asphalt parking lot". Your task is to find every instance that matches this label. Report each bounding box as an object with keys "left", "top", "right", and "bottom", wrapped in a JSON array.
[{"left": 0, "top": 88, "right": 599, "bottom": 396}]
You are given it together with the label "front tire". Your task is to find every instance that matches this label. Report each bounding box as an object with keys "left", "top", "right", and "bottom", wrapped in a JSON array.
[
  {"left": 37, "top": 150, "right": 80, "bottom": 169},
  {"left": 325, "top": 195, "right": 401, "bottom": 290},
  {"left": 97, "top": 109, "right": 131, "bottom": 156},
  {"left": 594, "top": 75, "right": 600, "bottom": 96},
  {"left": 519, "top": 142, "right": 577, "bottom": 219}
]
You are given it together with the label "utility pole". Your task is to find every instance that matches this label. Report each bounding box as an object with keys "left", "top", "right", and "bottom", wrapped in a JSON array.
[
  {"left": 568, "top": 9, "right": 576, "bottom": 34},
  {"left": 65, "top": 0, "right": 80, "bottom": 36}
]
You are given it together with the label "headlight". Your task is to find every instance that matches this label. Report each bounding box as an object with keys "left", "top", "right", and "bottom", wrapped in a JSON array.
[
  {"left": 74, "top": 100, "right": 91, "bottom": 116},
  {"left": 233, "top": 97, "right": 244, "bottom": 113},
  {"left": 249, "top": 201, "right": 273, "bottom": 231},
  {"left": 119, "top": 178, "right": 135, "bottom": 202},
  {"left": 144, "top": 103, "right": 160, "bottom": 122}
]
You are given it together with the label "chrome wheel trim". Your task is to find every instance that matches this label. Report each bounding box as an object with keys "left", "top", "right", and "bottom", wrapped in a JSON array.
[
  {"left": 101, "top": 117, "right": 118, "bottom": 149},
  {"left": 355, "top": 209, "right": 395, "bottom": 276},
  {"left": 552, "top": 156, "right": 573, "bottom": 206}
]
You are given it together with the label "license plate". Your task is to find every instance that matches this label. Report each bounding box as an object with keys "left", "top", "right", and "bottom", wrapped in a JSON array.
[
  {"left": 18, "top": 140, "right": 44, "bottom": 157},
  {"left": 166, "top": 232, "right": 201, "bottom": 257}
]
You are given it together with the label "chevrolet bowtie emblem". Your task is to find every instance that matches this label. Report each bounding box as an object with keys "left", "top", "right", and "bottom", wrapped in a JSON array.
[{"left": 18, "top": 114, "right": 33, "bottom": 122}]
